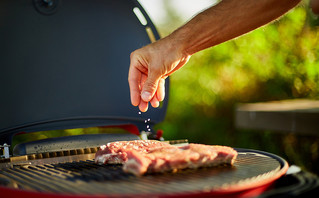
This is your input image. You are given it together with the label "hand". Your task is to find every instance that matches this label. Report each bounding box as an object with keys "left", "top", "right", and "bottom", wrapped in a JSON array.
[
  {"left": 128, "top": 0, "right": 300, "bottom": 113},
  {"left": 128, "top": 36, "right": 190, "bottom": 112}
]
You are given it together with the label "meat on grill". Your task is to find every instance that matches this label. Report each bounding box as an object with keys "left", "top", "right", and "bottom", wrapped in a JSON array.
[
  {"left": 123, "top": 144, "right": 237, "bottom": 176},
  {"left": 95, "top": 140, "right": 171, "bottom": 164},
  {"left": 95, "top": 140, "right": 238, "bottom": 176}
]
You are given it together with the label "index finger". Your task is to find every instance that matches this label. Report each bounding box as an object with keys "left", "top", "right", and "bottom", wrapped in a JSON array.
[{"left": 128, "top": 65, "right": 142, "bottom": 107}]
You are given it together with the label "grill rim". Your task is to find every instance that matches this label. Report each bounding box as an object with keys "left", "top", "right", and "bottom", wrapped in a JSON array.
[{"left": 0, "top": 148, "right": 289, "bottom": 198}]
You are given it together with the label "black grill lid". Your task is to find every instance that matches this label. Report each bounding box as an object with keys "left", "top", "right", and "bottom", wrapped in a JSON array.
[{"left": 0, "top": 0, "right": 168, "bottom": 144}]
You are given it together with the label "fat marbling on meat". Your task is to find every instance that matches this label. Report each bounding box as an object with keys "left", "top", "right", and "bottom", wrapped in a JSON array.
[{"left": 95, "top": 140, "right": 171, "bottom": 164}]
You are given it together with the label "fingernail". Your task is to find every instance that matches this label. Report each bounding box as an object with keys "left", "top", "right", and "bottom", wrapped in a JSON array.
[{"left": 141, "top": 91, "right": 152, "bottom": 101}]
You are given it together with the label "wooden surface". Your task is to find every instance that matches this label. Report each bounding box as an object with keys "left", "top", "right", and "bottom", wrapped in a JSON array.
[{"left": 235, "top": 99, "right": 319, "bottom": 135}]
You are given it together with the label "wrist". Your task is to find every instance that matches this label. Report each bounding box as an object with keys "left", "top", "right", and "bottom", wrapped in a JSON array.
[{"left": 166, "top": 26, "right": 193, "bottom": 57}]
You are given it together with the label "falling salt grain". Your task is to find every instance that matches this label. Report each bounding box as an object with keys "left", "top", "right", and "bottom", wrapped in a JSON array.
[
  {"left": 148, "top": 129, "right": 151, "bottom": 131},
  {"left": 138, "top": 112, "right": 141, "bottom": 115},
  {"left": 147, "top": 118, "right": 150, "bottom": 121}
]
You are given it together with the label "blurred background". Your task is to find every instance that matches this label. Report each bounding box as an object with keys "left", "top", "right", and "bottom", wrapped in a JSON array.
[{"left": 13, "top": 0, "right": 319, "bottom": 175}]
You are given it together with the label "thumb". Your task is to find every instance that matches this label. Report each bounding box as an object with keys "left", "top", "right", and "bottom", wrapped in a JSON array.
[{"left": 141, "top": 72, "right": 160, "bottom": 102}]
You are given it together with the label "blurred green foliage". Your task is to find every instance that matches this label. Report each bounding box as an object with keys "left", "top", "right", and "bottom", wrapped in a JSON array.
[{"left": 154, "top": 2, "right": 319, "bottom": 174}]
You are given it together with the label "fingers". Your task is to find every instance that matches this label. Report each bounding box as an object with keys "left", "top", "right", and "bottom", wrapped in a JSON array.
[
  {"left": 143, "top": 78, "right": 165, "bottom": 109},
  {"left": 157, "top": 78, "right": 165, "bottom": 102},
  {"left": 138, "top": 100, "right": 149, "bottom": 112},
  {"left": 128, "top": 64, "right": 141, "bottom": 107},
  {"left": 142, "top": 92, "right": 160, "bottom": 110},
  {"left": 141, "top": 69, "right": 161, "bottom": 102},
  {"left": 140, "top": 76, "right": 162, "bottom": 111},
  {"left": 150, "top": 97, "right": 160, "bottom": 108}
]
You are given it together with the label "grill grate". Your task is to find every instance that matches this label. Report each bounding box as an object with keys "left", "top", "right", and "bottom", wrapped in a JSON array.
[{"left": 0, "top": 150, "right": 287, "bottom": 196}]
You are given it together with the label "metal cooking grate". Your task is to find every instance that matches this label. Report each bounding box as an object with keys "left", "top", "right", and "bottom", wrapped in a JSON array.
[{"left": 0, "top": 150, "right": 285, "bottom": 196}]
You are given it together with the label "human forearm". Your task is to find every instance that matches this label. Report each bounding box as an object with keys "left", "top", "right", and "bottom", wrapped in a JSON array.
[{"left": 169, "top": 0, "right": 301, "bottom": 56}]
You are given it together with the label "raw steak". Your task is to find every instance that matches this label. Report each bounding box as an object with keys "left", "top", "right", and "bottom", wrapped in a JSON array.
[
  {"left": 123, "top": 144, "right": 238, "bottom": 176},
  {"left": 95, "top": 140, "right": 171, "bottom": 164},
  {"left": 95, "top": 140, "right": 237, "bottom": 176}
]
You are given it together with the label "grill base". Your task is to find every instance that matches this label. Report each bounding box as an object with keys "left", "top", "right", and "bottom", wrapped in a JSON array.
[{"left": 0, "top": 149, "right": 288, "bottom": 197}]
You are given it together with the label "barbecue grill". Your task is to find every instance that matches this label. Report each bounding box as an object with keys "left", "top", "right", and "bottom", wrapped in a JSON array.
[{"left": 1, "top": 0, "right": 318, "bottom": 197}]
